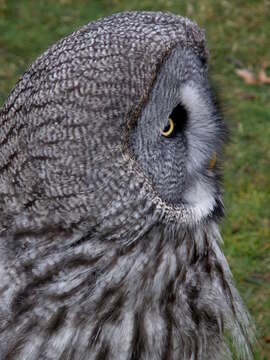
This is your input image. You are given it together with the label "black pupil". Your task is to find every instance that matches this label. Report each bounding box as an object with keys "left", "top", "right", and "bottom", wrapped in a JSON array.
[
  {"left": 164, "top": 103, "right": 188, "bottom": 136},
  {"left": 163, "top": 123, "right": 170, "bottom": 133}
]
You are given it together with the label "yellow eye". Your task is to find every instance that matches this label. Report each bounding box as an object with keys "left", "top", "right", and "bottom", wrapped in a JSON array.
[
  {"left": 209, "top": 152, "right": 217, "bottom": 169},
  {"left": 161, "top": 118, "right": 174, "bottom": 137}
]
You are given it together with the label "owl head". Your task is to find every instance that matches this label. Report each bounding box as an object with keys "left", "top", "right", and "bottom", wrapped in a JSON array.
[{"left": 0, "top": 11, "right": 228, "bottom": 242}]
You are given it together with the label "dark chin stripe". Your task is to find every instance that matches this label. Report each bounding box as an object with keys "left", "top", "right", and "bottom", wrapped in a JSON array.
[{"left": 209, "top": 198, "right": 224, "bottom": 221}]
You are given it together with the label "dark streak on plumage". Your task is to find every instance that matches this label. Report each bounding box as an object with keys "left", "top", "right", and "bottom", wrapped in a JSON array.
[{"left": 131, "top": 311, "right": 146, "bottom": 360}]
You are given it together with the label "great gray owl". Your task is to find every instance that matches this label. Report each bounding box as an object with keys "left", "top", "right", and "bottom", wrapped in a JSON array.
[{"left": 0, "top": 11, "right": 254, "bottom": 360}]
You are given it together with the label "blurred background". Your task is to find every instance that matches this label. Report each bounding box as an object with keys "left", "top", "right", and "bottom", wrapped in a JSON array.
[{"left": 0, "top": 0, "right": 269, "bottom": 358}]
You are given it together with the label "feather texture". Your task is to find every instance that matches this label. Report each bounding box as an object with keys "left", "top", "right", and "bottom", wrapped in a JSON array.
[{"left": 0, "top": 11, "right": 253, "bottom": 359}]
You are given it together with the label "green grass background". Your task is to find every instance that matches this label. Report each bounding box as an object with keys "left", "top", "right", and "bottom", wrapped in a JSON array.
[{"left": 0, "top": 0, "right": 269, "bottom": 358}]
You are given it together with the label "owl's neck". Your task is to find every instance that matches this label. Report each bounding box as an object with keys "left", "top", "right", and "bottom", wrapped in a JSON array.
[{"left": 1, "top": 221, "right": 252, "bottom": 359}]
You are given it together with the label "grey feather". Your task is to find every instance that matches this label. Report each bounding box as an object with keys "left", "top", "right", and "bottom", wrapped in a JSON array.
[{"left": 0, "top": 11, "right": 254, "bottom": 360}]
